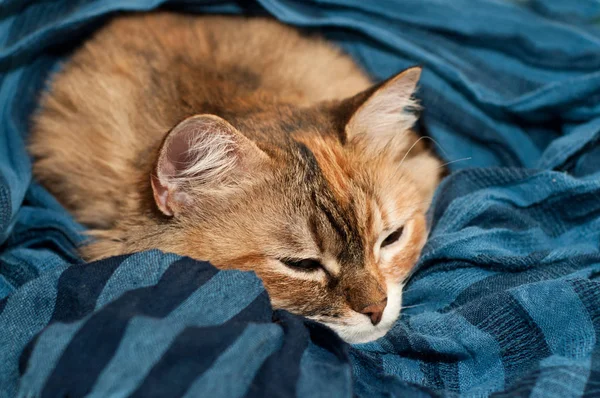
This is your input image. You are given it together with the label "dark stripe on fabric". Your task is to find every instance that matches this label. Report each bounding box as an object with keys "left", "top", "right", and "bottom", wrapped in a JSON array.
[
  {"left": 380, "top": 324, "right": 413, "bottom": 355},
  {"left": 0, "top": 296, "right": 6, "bottom": 316},
  {"left": 244, "top": 310, "right": 310, "bottom": 398},
  {"left": 458, "top": 291, "right": 551, "bottom": 386},
  {"left": 489, "top": 366, "right": 543, "bottom": 398},
  {"left": 421, "top": 361, "right": 459, "bottom": 393},
  {"left": 412, "top": 326, "right": 460, "bottom": 391},
  {"left": 582, "top": 371, "right": 600, "bottom": 398},
  {"left": 350, "top": 323, "right": 443, "bottom": 396},
  {"left": 51, "top": 254, "right": 127, "bottom": 323},
  {"left": 468, "top": 192, "right": 600, "bottom": 238},
  {"left": 381, "top": 320, "right": 467, "bottom": 362},
  {"left": 569, "top": 278, "right": 600, "bottom": 397},
  {"left": 304, "top": 320, "right": 348, "bottom": 363},
  {"left": 19, "top": 332, "right": 44, "bottom": 376},
  {"left": 0, "top": 258, "right": 40, "bottom": 293},
  {"left": 347, "top": 349, "right": 385, "bottom": 397},
  {"left": 0, "top": 173, "right": 11, "bottom": 242},
  {"left": 567, "top": 139, "right": 600, "bottom": 177},
  {"left": 225, "top": 290, "right": 272, "bottom": 324},
  {"left": 130, "top": 324, "right": 247, "bottom": 398},
  {"left": 438, "top": 256, "right": 597, "bottom": 313},
  {"left": 19, "top": 255, "right": 126, "bottom": 375},
  {"left": 40, "top": 257, "right": 218, "bottom": 398},
  {"left": 131, "top": 290, "right": 272, "bottom": 397},
  {"left": 426, "top": 168, "right": 538, "bottom": 241},
  {"left": 421, "top": 357, "right": 443, "bottom": 392}
]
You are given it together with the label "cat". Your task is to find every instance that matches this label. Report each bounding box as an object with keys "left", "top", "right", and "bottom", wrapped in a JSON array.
[{"left": 29, "top": 12, "right": 444, "bottom": 343}]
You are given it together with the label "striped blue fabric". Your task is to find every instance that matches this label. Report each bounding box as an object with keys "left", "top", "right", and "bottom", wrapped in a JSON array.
[{"left": 1, "top": 0, "right": 600, "bottom": 396}]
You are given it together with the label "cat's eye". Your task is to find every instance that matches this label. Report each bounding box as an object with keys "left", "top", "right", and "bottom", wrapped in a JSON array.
[
  {"left": 280, "top": 258, "right": 323, "bottom": 272},
  {"left": 381, "top": 227, "right": 404, "bottom": 248}
]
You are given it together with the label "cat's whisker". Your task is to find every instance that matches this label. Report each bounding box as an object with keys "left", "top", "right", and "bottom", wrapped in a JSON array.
[
  {"left": 397, "top": 135, "right": 456, "bottom": 179},
  {"left": 398, "top": 135, "right": 453, "bottom": 169},
  {"left": 401, "top": 303, "right": 426, "bottom": 310},
  {"left": 437, "top": 157, "right": 472, "bottom": 169},
  {"left": 408, "top": 154, "right": 471, "bottom": 179},
  {"left": 420, "top": 136, "right": 452, "bottom": 159},
  {"left": 398, "top": 136, "right": 429, "bottom": 169}
]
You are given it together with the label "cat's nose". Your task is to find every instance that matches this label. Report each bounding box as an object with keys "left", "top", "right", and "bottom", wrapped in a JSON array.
[{"left": 360, "top": 297, "right": 387, "bottom": 325}]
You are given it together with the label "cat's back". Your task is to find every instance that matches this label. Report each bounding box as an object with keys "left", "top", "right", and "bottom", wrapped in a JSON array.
[{"left": 29, "top": 13, "right": 370, "bottom": 227}]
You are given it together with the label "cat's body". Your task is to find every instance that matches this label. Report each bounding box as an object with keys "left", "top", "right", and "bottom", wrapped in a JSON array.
[{"left": 30, "top": 13, "right": 443, "bottom": 343}]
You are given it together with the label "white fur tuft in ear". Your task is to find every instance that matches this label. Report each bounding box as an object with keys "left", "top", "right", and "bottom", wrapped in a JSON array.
[
  {"left": 346, "top": 67, "right": 422, "bottom": 149},
  {"left": 151, "top": 114, "right": 266, "bottom": 216},
  {"left": 176, "top": 118, "right": 238, "bottom": 185}
]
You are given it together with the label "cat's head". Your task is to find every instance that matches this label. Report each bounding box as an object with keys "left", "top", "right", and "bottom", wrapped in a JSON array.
[{"left": 150, "top": 67, "right": 443, "bottom": 343}]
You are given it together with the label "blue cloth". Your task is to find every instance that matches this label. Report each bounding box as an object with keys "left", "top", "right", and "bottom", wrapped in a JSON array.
[{"left": 1, "top": 0, "right": 600, "bottom": 396}]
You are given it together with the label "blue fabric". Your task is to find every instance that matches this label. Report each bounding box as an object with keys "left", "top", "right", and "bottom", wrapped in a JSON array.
[{"left": 1, "top": 0, "right": 600, "bottom": 396}]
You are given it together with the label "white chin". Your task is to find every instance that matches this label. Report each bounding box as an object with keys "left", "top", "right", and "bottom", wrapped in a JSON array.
[{"left": 324, "top": 282, "right": 403, "bottom": 344}]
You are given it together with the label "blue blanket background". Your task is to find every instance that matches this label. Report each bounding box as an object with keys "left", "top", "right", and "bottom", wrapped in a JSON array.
[{"left": 1, "top": 0, "right": 600, "bottom": 396}]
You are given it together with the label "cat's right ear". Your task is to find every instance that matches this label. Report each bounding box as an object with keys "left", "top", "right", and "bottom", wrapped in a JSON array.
[
  {"left": 151, "top": 115, "right": 268, "bottom": 216},
  {"left": 339, "top": 67, "right": 422, "bottom": 151}
]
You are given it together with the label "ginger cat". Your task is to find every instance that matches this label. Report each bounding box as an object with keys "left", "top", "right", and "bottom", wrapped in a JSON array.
[{"left": 29, "top": 13, "right": 443, "bottom": 343}]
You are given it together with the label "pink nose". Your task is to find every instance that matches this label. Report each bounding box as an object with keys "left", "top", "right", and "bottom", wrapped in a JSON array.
[{"left": 360, "top": 298, "right": 387, "bottom": 325}]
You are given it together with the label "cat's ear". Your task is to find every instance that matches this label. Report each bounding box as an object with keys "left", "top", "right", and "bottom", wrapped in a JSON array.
[
  {"left": 151, "top": 115, "right": 268, "bottom": 216},
  {"left": 342, "top": 67, "right": 421, "bottom": 150}
]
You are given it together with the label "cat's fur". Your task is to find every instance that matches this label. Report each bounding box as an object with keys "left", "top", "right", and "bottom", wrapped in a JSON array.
[{"left": 29, "top": 13, "right": 443, "bottom": 343}]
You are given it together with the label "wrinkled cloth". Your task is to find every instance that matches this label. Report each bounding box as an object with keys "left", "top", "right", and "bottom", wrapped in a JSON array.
[{"left": 1, "top": 0, "right": 600, "bottom": 397}]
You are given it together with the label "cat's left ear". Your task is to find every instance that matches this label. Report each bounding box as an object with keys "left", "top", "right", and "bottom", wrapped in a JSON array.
[
  {"left": 341, "top": 67, "right": 421, "bottom": 149},
  {"left": 151, "top": 115, "right": 269, "bottom": 217}
]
